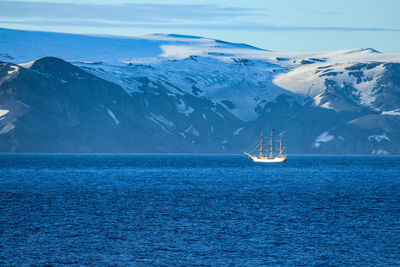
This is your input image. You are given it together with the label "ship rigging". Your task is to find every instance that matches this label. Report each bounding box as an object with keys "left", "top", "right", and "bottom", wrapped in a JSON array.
[{"left": 243, "top": 130, "right": 287, "bottom": 163}]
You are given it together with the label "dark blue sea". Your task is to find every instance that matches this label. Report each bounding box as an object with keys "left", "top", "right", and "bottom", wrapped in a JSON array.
[{"left": 0, "top": 154, "right": 399, "bottom": 266}]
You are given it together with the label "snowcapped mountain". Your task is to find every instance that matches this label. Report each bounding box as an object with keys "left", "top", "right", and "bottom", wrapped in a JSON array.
[{"left": 1, "top": 27, "right": 400, "bottom": 154}]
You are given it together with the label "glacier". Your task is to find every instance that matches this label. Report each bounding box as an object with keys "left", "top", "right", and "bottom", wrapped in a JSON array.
[{"left": 1, "top": 27, "right": 400, "bottom": 154}]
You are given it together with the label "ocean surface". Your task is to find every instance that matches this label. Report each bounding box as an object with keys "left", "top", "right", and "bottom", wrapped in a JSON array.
[{"left": 0, "top": 154, "right": 399, "bottom": 266}]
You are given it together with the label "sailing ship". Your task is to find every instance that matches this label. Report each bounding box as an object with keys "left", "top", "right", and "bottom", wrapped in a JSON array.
[{"left": 243, "top": 130, "right": 287, "bottom": 163}]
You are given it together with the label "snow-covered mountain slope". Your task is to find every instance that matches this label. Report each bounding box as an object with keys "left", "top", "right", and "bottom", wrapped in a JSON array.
[
  {"left": 0, "top": 28, "right": 285, "bottom": 121},
  {"left": 3, "top": 27, "right": 400, "bottom": 120},
  {"left": 1, "top": 27, "right": 400, "bottom": 154},
  {"left": 74, "top": 57, "right": 287, "bottom": 121},
  {"left": 2, "top": 28, "right": 400, "bottom": 113},
  {"left": 0, "top": 27, "right": 267, "bottom": 64},
  {"left": 273, "top": 57, "right": 400, "bottom": 112},
  {"left": 0, "top": 57, "right": 245, "bottom": 152}
]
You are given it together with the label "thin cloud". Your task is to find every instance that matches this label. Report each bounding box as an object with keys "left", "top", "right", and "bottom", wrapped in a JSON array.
[
  {"left": 0, "top": 1, "right": 398, "bottom": 33},
  {"left": 0, "top": 19, "right": 398, "bottom": 33},
  {"left": 0, "top": 1, "right": 259, "bottom": 23}
]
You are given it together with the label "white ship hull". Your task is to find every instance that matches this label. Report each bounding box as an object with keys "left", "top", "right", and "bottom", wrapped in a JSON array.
[
  {"left": 251, "top": 156, "right": 286, "bottom": 163},
  {"left": 244, "top": 153, "right": 287, "bottom": 163}
]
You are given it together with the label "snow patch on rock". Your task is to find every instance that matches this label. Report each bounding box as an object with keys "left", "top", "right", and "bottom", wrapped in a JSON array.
[
  {"left": 0, "top": 109, "right": 9, "bottom": 117},
  {"left": 184, "top": 124, "right": 200, "bottom": 137},
  {"left": 371, "top": 149, "right": 389, "bottom": 155},
  {"left": 7, "top": 66, "right": 19, "bottom": 75},
  {"left": 368, "top": 133, "right": 390, "bottom": 142},
  {"left": 107, "top": 108, "right": 120, "bottom": 125},
  {"left": 233, "top": 127, "right": 245, "bottom": 136},
  {"left": 176, "top": 99, "right": 194, "bottom": 116},
  {"left": 313, "top": 131, "right": 334, "bottom": 148},
  {"left": 0, "top": 123, "right": 15, "bottom": 135},
  {"left": 381, "top": 109, "right": 400, "bottom": 116},
  {"left": 149, "top": 113, "right": 175, "bottom": 129}
]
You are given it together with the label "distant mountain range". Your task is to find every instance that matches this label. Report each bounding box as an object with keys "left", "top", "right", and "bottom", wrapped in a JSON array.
[{"left": 1, "top": 27, "right": 399, "bottom": 154}]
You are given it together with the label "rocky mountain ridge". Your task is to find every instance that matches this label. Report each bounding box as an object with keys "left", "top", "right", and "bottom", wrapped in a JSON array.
[{"left": 1, "top": 28, "right": 399, "bottom": 154}]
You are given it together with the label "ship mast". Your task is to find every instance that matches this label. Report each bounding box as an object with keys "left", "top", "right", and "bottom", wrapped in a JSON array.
[
  {"left": 279, "top": 133, "right": 283, "bottom": 156},
  {"left": 259, "top": 132, "right": 264, "bottom": 157},
  {"left": 269, "top": 130, "right": 274, "bottom": 158}
]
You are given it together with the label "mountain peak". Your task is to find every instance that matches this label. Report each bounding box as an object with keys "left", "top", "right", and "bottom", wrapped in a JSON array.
[
  {"left": 28, "top": 56, "right": 77, "bottom": 72},
  {"left": 23, "top": 56, "right": 94, "bottom": 82},
  {"left": 30, "top": 56, "right": 69, "bottom": 67},
  {"left": 361, "top": 48, "right": 381, "bottom": 53}
]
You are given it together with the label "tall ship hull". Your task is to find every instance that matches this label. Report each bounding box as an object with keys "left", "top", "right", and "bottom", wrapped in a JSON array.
[
  {"left": 243, "top": 130, "right": 287, "bottom": 163},
  {"left": 243, "top": 153, "right": 287, "bottom": 163}
]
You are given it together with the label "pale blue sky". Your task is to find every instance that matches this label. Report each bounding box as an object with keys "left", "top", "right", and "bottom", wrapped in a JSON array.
[{"left": 0, "top": 0, "right": 399, "bottom": 52}]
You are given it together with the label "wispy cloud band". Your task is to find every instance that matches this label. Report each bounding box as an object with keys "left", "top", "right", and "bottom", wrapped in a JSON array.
[
  {"left": 0, "top": 1, "right": 257, "bottom": 23},
  {"left": 0, "top": 1, "right": 399, "bottom": 33},
  {"left": 0, "top": 18, "right": 398, "bottom": 33}
]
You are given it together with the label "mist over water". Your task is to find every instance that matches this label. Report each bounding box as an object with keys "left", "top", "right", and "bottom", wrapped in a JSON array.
[{"left": 0, "top": 154, "right": 399, "bottom": 265}]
